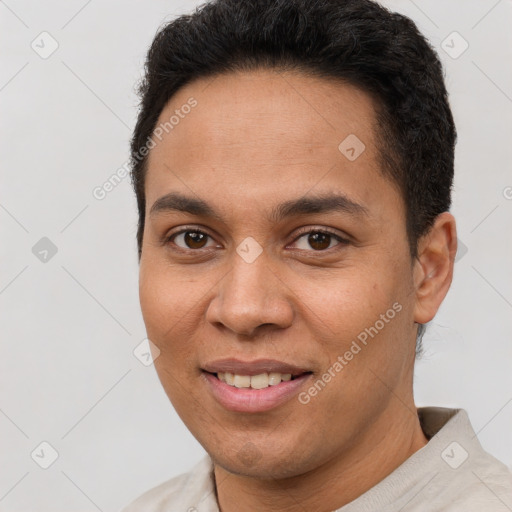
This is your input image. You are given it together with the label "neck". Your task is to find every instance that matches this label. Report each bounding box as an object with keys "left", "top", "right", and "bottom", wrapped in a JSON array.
[{"left": 213, "top": 403, "right": 428, "bottom": 512}]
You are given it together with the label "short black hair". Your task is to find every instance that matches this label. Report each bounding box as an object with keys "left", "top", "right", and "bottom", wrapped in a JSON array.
[{"left": 131, "top": 0, "right": 456, "bottom": 263}]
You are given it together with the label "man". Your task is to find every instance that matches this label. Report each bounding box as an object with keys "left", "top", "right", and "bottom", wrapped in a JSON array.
[{"left": 123, "top": 0, "right": 512, "bottom": 510}]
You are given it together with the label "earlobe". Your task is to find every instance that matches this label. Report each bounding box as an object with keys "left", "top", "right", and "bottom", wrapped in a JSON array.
[{"left": 413, "top": 212, "right": 458, "bottom": 325}]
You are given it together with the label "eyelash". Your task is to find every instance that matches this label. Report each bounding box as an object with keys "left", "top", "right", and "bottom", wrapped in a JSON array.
[{"left": 164, "top": 226, "right": 350, "bottom": 253}]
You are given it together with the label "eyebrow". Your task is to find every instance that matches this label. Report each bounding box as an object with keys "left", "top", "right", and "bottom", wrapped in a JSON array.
[{"left": 149, "top": 191, "right": 369, "bottom": 223}]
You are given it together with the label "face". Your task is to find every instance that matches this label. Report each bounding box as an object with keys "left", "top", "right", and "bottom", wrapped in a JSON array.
[{"left": 139, "top": 69, "right": 422, "bottom": 479}]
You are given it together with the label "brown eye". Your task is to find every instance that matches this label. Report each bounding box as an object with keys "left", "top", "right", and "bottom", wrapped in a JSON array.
[
  {"left": 291, "top": 229, "right": 349, "bottom": 252},
  {"left": 184, "top": 231, "right": 208, "bottom": 249},
  {"left": 170, "top": 230, "right": 215, "bottom": 250},
  {"left": 307, "top": 232, "right": 332, "bottom": 251}
]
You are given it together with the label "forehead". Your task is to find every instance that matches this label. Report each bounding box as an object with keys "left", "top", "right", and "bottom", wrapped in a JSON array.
[
  {"left": 149, "top": 68, "right": 377, "bottom": 162},
  {"left": 145, "top": 68, "right": 402, "bottom": 223}
]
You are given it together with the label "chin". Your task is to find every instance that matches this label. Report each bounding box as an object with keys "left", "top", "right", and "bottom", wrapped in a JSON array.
[{"left": 209, "top": 441, "right": 316, "bottom": 480}]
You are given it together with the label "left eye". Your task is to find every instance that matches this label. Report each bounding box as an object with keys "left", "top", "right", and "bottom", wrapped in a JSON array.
[{"left": 292, "top": 230, "right": 347, "bottom": 251}]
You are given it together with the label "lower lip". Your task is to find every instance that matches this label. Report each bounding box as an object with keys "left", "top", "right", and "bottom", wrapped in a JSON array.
[{"left": 203, "top": 372, "right": 312, "bottom": 413}]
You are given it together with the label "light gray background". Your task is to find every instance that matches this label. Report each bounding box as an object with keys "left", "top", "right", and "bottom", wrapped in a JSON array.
[{"left": 1, "top": 1, "right": 511, "bottom": 510}]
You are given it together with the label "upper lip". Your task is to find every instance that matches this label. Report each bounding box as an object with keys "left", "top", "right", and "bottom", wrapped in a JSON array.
[{"left": 202, "top": 358, "right": 310, "bottom": 376}]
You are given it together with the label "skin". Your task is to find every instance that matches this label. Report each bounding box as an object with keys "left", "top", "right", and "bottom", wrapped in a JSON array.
[{"left": 139, "top": 68, "right": 457, "bottom": 511}]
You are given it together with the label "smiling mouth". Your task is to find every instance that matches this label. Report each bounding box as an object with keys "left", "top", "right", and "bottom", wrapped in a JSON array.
[
  {"left": 202, "top": 361, "right": 314, "bottom": 412},
  {"left": 207, "top": 371, "right": 312, "bottom": 390}
]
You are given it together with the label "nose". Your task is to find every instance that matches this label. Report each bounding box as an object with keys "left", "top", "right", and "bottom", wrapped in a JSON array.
[{"left": 205, "top": 251, "right": 294, "bottom": 338}]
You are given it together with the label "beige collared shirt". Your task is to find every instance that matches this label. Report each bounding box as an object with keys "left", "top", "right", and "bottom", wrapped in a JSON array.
[{"left": 121, "top": 408, "right": 512, "bottom": 511}]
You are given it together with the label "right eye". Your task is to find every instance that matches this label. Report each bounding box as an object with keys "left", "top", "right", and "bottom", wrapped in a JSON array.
[{"left": 166, "top": 229, "right": 219, "bottom": 251}]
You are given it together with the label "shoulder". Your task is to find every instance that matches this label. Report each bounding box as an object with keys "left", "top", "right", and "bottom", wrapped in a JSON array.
[
  {"left": 120, "top": 456, "right": 216, "bottom": 512},
  {"left": 414, "top": 407, "right": 512, "bottom": 511},
  {"left": 345, "top": 408, "right": 512, "bottom": 512},
  {"left": 436, "top": 446, "right": 512, "bottom": 510}
]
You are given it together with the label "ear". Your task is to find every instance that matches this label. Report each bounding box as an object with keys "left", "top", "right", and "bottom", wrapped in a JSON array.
[{"left": 413, "top": 212, "right": 458, "bottom": 324}]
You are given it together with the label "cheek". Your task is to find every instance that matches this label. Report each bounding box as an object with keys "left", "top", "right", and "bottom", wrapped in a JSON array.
[
  {"left": 139, "top": 265, "right": 201, "bottom": 410},
  {"left": 300, "top": 266, "right": 411, "bottom": 385},
  {"left": 139, "top": 259, "right": 192, "bottom": 359},
  {"left": 139, "top": 256, "right": 193, "bottom": 330},
  {"left": 303, "top": 268, "right": 401, "bottom": 335}
]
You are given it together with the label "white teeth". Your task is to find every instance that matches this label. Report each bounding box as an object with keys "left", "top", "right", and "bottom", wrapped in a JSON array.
[
  {"left": 217, "top": 371, "right": 297, "bottom": 389},
  {"left": 233, "top": 375, "right": 251, "bottom": 388},
  {"left": 250, "top": 373, "right": 269, "bottom": 389},
  {"left": 268, "top": 372, "right": 282, "bottom": 386}
]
